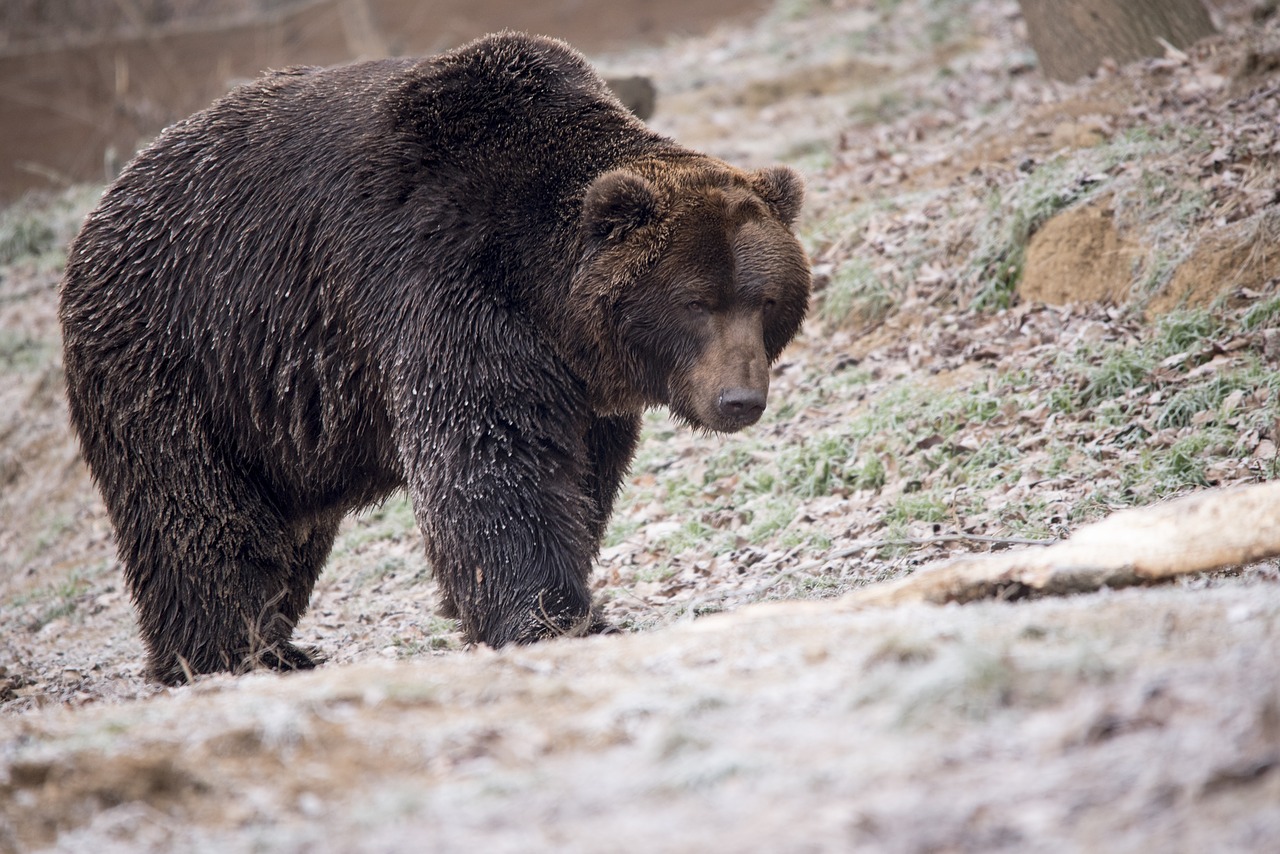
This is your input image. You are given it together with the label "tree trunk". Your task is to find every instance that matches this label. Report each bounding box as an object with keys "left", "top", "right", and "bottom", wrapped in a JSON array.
[{"left": 1018, "top": 0, "right": 1217, "bottom": 82}]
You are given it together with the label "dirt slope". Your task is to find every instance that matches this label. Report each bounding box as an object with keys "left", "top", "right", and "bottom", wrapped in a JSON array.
[{"left": 3, "top": 0, "right": 1280, "bottom": 851}]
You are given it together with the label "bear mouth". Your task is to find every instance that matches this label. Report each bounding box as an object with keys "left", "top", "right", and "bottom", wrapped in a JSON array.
[
  {"left": 707, "top": 410, "right": 764, "bottom": 434},
  {"left": 674, "top": 394, "right": 766, "bottom": 434}
]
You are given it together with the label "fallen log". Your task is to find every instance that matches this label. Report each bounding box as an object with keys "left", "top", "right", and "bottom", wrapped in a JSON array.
[{"left": 846, "top": 480, "right": 1280, "bottom": 607}]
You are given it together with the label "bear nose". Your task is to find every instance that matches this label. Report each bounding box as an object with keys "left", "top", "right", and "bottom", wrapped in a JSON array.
[{"left": 719, "top": 387, "right": 766, "bottom": 422}]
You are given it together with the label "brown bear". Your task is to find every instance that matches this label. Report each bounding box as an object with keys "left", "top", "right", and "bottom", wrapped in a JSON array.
[{"left": 59, "top": 32, "right": 811, "bottom": 684}]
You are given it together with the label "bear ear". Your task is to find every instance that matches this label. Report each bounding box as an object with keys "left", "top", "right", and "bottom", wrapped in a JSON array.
[
  {"left": 751, "top": 165, "right": 805, "bottom": 227},
  {"left": 583, "top": 170, "right": 660, "bottom": 243}
]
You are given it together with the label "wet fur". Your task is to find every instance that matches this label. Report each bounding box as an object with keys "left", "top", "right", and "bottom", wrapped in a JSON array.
[{"left": 59, "top": 32, "right": 810, "bottom": 683}]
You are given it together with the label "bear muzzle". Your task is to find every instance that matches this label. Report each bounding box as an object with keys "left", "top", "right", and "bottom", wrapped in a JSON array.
[{"left": 674, "top": 309, "right": 772, "bottom": 433}]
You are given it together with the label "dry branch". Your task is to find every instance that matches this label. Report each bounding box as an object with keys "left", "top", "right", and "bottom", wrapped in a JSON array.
[{"left": 846, "top": 481, "right": 1280, "bottom": 607}]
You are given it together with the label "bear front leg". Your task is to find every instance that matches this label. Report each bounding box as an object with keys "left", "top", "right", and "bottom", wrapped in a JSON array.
[
  {"left": 583, "top": 412, "right": 642, "bottom": 549},
  {"left": 402, "top": 401, "right": 601, "bottom": 648},
  {"left": 576, "top": 412, "right": 642, "bottom": 637}
]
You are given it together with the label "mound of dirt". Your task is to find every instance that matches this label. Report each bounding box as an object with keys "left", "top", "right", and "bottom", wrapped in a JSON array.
[
  {"left": 1152, "top": 213, "right": 1280, "bottom": 313},
  {"left": 1022, "top": 200, "right": 1280, "bottom": 313},
  {"left": 1020, "top": 199, "right": 1137, "bottom": 305}
]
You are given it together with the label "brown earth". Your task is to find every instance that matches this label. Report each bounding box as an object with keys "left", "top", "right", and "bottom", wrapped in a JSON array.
[
  {"left": 1020, "top": 198, "right": 1138, "bottom": 306},
  {"left": 4, "top": 1, "right": 1280, "bottom": 851},
  {"left": 1152, "top": 212, "right": 1280, "bottom": 313},
  {"left": 1023, "top": 199, "right": 1280, "bottom": 315}
]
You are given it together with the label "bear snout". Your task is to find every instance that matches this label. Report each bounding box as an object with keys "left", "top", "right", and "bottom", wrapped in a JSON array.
[
  {"left": 718, "top": 386, "right": 767, "bottom": 425},
  {"left": 671, "top": 309, "right": 773, "bottom": 432}
]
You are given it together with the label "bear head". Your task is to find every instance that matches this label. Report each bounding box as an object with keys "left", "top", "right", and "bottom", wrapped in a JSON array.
[{"left": 570, "top": 163, "right": 811, "bottom": 433}]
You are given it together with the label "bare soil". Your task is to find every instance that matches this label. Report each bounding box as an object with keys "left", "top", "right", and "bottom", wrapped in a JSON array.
[
  {"left": 1155, "top": 215, "right": 1280, "bottom": 313},
  {"left": 1021, "top": 199, "right": 1138, "bottom": 305},
  {"left": 4, "top": 1, "right": 1280, "bottom": 851}
]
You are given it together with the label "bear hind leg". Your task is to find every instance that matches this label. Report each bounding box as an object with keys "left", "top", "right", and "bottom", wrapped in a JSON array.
[
  {"left": 252, "top": 510, "right": 342, "bottom": 672},
  {"left": 113, "top": 482, "right": 340, "bottom": 684}
]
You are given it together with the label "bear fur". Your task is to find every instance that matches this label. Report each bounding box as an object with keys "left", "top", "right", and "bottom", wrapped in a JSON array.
[{"left": 59, "top": 32, "right": 811, "bottom": 684}]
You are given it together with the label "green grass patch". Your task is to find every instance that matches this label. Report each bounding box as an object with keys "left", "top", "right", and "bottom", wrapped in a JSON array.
[
  {"left": 819, "top": 256, "right": 893, "bottom": 329},
  {"left": 1151, "top": 308, "right": 1224, "bottom": 356},
  {"left": 615, "top": 381, "right": 1037, "bottom": 545},
  {"left": 0, "top": 186, "right": 100, "bottom": 270},
  {"left": 608, "top": 298, "right": 1279, "bottom": 567},
  {"left": 1041, "top": 306, "right": 1280, "bottom": 506},
  {"left": 1076, "top": 347, "right": 1153, "bottom": 410},
  {"left": 636, "top": 563, "right": 677, "bottom": 583},
  {"left": 391, "top": 617, "right": 462, "bottom": 656},
  {"left": 12, "top": 568, "right": 95, "bottom": 630},
  {"left": 335, "top": 495, "right": 417, "bottom": 555},
  {"left": 745, "top": 495, "right": 798, "bottom": 540},
  {"left": 0, "top": 205, "right": 58, "bottom": 266},
  {"left": 968, "top": 157, "right": 1084, "bottom": 310},
  {"left": 0, "top": 331, "right": 57, "bottom": 372},
  {"left": 886, "top": 490, "right": 949, "bottom": 525},
  {"left": 1242, "top": 294, "right": 1280, "bottom": 331}
]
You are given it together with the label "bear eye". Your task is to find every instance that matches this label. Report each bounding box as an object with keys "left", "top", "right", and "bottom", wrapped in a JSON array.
[
  {"left": 687, "top": 300, "right": 708, "bottom": 315},
  {"left": 763, "top": 298, "right": 777, "bottom": 313}
]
